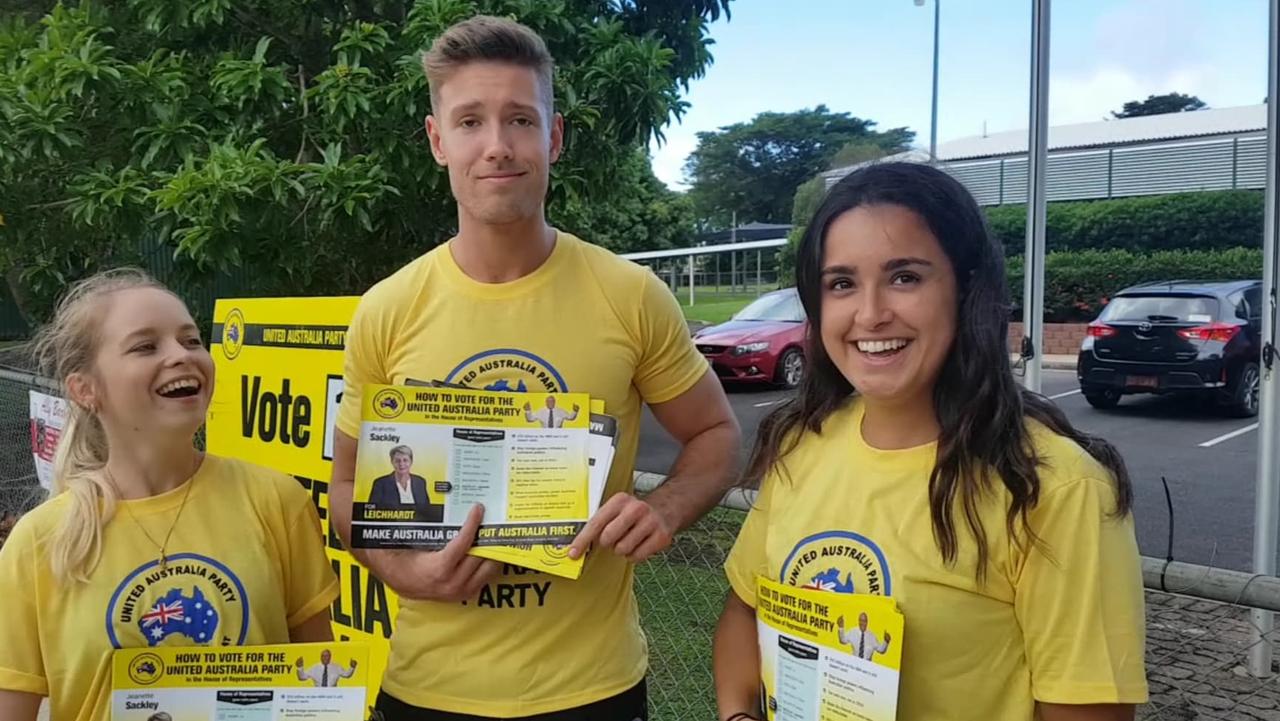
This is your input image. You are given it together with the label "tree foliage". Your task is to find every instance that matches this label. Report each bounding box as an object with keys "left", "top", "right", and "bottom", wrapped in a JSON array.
[
  {"left": 0, "top": 0, "right": 731, "bottom": 322},
  {"left": 1111, "top": 92, "right": 1207, "bottom": 118},
  {"left": 684, "top": 105, "right": 912, "bottom": 228}
]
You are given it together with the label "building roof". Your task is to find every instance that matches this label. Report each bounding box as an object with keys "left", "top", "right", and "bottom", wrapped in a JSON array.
[{"left": 824, "top": 104, "right": 1267, "bottom": 176}]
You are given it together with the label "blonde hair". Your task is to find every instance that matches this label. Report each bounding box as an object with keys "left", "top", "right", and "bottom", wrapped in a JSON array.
[
  {"left": 31, "top": 268, "right": 175, "bottom": 584},
  {"left": 421, "top": 15, "right": 555, "bottom": 114}
]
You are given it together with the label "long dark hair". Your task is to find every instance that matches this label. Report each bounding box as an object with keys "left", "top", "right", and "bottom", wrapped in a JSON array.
[{"left": 745, "top": 162, "right": 1132, "bottom": 578}]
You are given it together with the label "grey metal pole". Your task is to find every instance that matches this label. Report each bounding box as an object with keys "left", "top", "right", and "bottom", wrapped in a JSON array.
[
  {"left": 730, "top": 210, "right": 738, "bottom": 295},
  {"left": 688, "top": 254, "right": 695, "bottom": 307},
  {"left": 930, "top": 0, "right": 940, "bottom": 160},
  {"left": 914, "top": 0, "right": 940, "bottom": 160},
  {"left": 1021, "top": 0, "right": 1050, "bottom": 394},
  {"left": 1248, "top": 0, "right": 1280, "bottom": 678},
  {"left": 756, "top": 250, "right": 762, "bottom": 292}
]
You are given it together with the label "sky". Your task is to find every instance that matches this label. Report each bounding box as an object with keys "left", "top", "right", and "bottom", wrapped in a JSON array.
[{"left": 648, "top": 0, "right": 1271, "bottom": 189}]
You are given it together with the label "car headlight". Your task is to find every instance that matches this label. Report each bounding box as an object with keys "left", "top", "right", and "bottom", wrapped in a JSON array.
[{"left": 731, "top": 341, "right": 770, "bottom": 356}]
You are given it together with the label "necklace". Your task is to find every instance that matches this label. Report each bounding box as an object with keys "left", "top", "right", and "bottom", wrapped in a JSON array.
[{"left": 106, "top": 467, "right": 197, "bottom": 571}]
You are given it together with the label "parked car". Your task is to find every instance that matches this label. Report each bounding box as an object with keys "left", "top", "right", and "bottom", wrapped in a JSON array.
[
  {"left": 692, "top": 288, "right": 807, "bottom": 388},
  {"left": 1077, "top": 279, "right": 1263, "bottom": 417}
]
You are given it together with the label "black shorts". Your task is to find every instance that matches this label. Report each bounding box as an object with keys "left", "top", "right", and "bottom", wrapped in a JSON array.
[{"left": 372, "top": 680, "right": 647, "bottom": 721}]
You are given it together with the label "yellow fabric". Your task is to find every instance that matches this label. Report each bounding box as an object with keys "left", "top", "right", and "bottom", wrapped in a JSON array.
[
  {"left": 725, "top": 397, "right": 1148, "bottom": 719},
  {"left": 336, "top": 231, "right": 708, "bottom": 716},
  {"left": 0, "top": 454, "right": 338, "bottom": 721}
]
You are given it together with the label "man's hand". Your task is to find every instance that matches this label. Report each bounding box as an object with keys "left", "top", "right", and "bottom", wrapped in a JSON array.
[
  {"left": 837, "top": 616, "right": 845, "bottom": 629},
  {"left": 390, "top": 504, "right": 501, "bottom": 602},
  {"left": 884, "top": 632, "right": 891, "bottom": 643},
  {"left": 523, "top": 402, "right": 531, "bottom": 411},
  {"left": 569, "top": 492, "right": 674, "bottom": 563},
  {"left": 572, "top": 404, "right": 580, "bottom": 413},
  {"left": 295, "top": 658, "right": 303, "bottom": 668},
  {"left": 350, "top": 660, "right": 358, "bottom": 668}
]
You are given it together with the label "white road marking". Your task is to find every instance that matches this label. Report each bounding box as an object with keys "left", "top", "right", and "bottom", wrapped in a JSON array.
[
  {"left": 1049, "top": 389, "right": 1082, "bottom": 400},
  {"left": 753, "top": 399, "right": 787, "bottom": 408},
  {"left": 1199, "top": 423, "right": 1260, "bottom": 448}
]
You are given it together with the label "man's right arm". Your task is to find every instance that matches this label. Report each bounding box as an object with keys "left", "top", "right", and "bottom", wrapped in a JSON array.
[{"left": 331, "top": 431, "right": 500, "bottom": 602}]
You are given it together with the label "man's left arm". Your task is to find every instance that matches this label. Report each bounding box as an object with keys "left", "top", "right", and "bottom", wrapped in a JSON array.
[{"left": 569, "top": 370, "right": 739, "bottom": 563}]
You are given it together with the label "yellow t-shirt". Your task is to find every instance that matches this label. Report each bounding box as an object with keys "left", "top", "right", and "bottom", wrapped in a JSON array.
[
  {"left": 336, "top": 231, "right": 708, "bottom": 716},
  {"left": 725, "top": 397, "right": 1148, "bottom": 720},
  {"left": 0, "top": 454, "right": 339, "bottom": 721}
]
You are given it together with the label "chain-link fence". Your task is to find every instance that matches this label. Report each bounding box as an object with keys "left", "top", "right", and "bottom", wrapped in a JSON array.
[
  {"left": 5, "top": 365, "right": 1280, "bottom": 718},
  {"left": 0, "top": 359, "right": 50, "bottom": 546}
]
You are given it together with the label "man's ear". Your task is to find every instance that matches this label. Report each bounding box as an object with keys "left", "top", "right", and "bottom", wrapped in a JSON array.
[
  {"left": 549, "top": 112, "right": 564, "bottom": 164},
  {"left": 426, "top": 115, "right": 448, "bottom": 166}
]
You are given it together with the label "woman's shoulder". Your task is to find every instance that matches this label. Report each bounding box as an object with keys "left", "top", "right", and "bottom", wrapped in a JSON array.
[
  {"left": 4, "top": 491, "right": 69, "bottom": 546},
  {"left": 1023, "top": 419, "right": 1116, "bottom": 494}
]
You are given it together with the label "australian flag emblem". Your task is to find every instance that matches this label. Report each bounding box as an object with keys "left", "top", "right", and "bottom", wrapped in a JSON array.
[
  {"left": 802, "top": 567, "right": 856, "bottom": 594},
  {"left": 139, "top": 587, "right": 219, "bottom": 645}
]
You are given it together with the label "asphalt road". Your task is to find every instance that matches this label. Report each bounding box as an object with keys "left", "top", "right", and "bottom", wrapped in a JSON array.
[{"left": 637, "top": 368, "right": 1264, "bottom": 571}]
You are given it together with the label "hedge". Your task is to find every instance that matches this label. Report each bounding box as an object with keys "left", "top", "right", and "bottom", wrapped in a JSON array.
[
  {"left": 1006, "top": 247, "right": 1263, "bottom": 322},
  {"left": 988, "top": 190, "right": 1264, "bottom": 256}
]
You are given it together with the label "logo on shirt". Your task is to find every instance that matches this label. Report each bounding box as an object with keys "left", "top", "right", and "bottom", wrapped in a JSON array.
[
  {"left": 106, "top": 553, "right": 251, "bottom": 649},
  {"left": 222, "top": 309, "right": 245, "bottom": 360},
  {"left": 780, "top": 531, "right": 892, "bottom": 597},
  {"left": 444, "top": 349, "right": 568, "bottom": 393},
  {"left": 372, "top": 388, "right": 406, "bottom": 419}
]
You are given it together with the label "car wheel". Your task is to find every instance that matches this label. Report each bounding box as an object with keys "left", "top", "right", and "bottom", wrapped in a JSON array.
[
  {"left": 1225, "top": 362, "right": 1261, "bottom": 418},
  {"left": 775, "top": 348, "right": 805, "bottom": 389},
  {"left": 1083, "top": 387, "right": 1121, "bottom": 410}
]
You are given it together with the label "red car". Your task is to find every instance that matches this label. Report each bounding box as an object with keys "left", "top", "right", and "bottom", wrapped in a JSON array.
[{"left": 692, "top": 288, "right": 808, "bottom": 388}]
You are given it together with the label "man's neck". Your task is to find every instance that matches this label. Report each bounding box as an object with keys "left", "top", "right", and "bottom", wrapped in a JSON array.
[{"left": 452, "top": 212, "right": 556, "bottom": 284}]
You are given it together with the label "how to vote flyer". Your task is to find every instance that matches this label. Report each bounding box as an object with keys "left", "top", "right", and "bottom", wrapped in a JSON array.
[
  {"left": 352, "top": 384, "right": 592, "bottom": 549},
  {"left": 756, "top": 577, "right": 904, "bottom": 721},
  {"left": 111, "top": 642, "right": 369, "bottom": 720},
  {"left": 470, "top": 404, "right": 618, "bottom": 578}
]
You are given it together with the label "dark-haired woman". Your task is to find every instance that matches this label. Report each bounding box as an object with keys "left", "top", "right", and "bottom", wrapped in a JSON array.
[{"left": 713, "top": 163, "right": 1146, "bottom": 721}]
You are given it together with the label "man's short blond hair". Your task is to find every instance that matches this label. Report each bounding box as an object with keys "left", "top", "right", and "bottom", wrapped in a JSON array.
[{"left": 422, "top": 15, "right": 555, "bottom": 114}]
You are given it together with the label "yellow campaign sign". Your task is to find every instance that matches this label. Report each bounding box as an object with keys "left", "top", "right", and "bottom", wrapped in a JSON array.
[{"left": 207, "top": 298, "right": 398, "bottom": 691}]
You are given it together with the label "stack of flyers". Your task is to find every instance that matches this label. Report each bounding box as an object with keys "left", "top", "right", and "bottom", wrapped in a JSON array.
[{"left": 350, "top": 379, "right": 618, "bottom": 579}]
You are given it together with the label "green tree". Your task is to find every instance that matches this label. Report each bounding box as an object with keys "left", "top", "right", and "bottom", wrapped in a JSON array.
[
  {"left": 825, "top": 140, "right": 889, "bottom": 170},
  {"left": 684, "top": 105, "right": 912, "bottom": 228},
  {"left": 558, "top": 147, "right": 695, "bottom": 255},
  {"left": 0, "top": 0, "right": 731, "bottom": 322},
  {"left": 1112, "top": 92, "right": 1207, "bottom": 118}
]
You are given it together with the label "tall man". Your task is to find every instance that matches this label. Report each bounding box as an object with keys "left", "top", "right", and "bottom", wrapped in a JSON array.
[{"left": 330, "top": 15, "right": 740, "bottom": 721}]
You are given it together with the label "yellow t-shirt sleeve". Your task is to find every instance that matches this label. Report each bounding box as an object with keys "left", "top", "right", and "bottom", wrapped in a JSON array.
[
  {"left": 723, "top": 475, "right": 776, "bottom": 608},
  {"left": 633, "top": 270, "right": 709, "bottom": 404},
  {"left": 277, "top": 480, "right": 341, "bottom": 629},
  {"left": 336, "top": 292, "right": 390, "bottom": 438},
  {"left": 0, "top": 518, "right": 49, "bottom": 695},
  {"left": 1015, "top": 476, "right": 1148, "bottom": 704}
]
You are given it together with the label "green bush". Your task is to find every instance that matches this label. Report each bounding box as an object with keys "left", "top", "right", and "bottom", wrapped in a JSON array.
[
  {"left": 1006, "top": 247, "right": 1263, "bottom": 321},
  {"left": 987, "top": 190, "right": 1265, "bottom": 256}
]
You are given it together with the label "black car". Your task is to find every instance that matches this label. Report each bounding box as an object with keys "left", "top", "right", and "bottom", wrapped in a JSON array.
[{"left": 1076, "top": 279, "right": 1263, "bottom": 417}]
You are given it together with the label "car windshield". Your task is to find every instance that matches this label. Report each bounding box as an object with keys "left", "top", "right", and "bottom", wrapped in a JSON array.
[
  {"left": 732, "top": 291, "right": 804, "bottom": 322},
  {"left": 1099, "top": 295, "right": 1219, "bottom": 323}
]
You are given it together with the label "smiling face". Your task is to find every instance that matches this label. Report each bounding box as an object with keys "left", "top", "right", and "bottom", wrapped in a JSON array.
[
  {"left": 426, "top": 61, "right": 563, "bottom": 228},
  {"left": 66, "top": 287, "right": 213, "bottom": 442},
  {"left": 320, "top": 650, "right": 331, "bottom": 665},
  {"left": 818, "top": 204, "right": 958, "bottom": 409}
]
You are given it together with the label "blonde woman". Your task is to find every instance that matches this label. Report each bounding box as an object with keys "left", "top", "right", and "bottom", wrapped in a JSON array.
[{"left": 0, "top": 269, "right": 339, "bottom": 721}]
